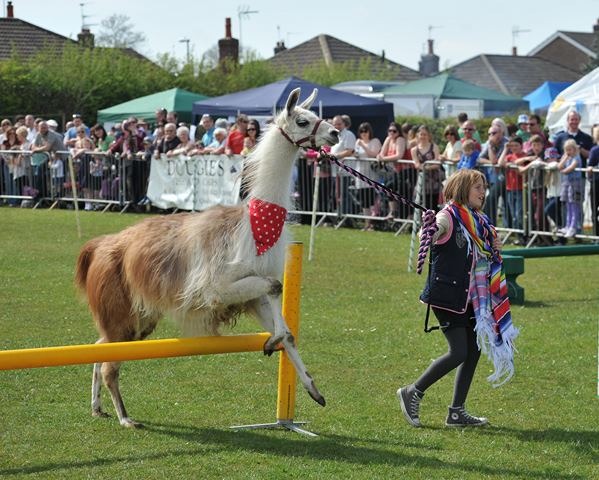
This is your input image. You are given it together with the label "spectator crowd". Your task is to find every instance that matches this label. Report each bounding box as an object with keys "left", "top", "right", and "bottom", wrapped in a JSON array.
[{"left": 1, "top": 107, "right": 598, "bottom": 242}]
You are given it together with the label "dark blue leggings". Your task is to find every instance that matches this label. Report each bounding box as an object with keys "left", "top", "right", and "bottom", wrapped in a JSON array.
[{"left": 414, "top": 305, "right": 481, "bottom": 407}]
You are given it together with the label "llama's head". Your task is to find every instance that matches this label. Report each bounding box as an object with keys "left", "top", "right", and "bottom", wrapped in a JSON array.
[{"left": 276, "top": 88, "right": 339, "bottom": 149}]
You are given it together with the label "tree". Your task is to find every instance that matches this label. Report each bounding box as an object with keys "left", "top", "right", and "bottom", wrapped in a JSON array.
[{"left": 96, "top": 14, "right": 146, "bottom": 49}]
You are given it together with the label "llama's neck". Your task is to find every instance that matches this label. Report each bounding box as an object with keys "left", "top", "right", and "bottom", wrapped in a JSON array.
[{"left": 247, "top": 128, "right": 298, "bottom": 209}]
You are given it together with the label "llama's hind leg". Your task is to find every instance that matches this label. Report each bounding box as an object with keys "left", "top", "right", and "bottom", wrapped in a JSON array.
[
  {"left": 250, "top": 296, "right": 325, "bottom": 407},
  {"left": 98, "top": 318, "right": 159, "bottom": 428},
  {"left": 91, "top": 339, "right": 108, "bottom": 417},
  {"left": 101, "top": 360, "right": 142, "bottom": 428}
]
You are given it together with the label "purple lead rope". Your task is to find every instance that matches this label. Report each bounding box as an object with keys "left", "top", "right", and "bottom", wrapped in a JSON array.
[{"left": 318, "top": 150, "right": 438, "bottom": 274}]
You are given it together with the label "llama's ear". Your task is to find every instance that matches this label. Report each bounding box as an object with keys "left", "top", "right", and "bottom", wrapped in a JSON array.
[
  {"left": 299, "top": 88, "right": 318, "bottom": 110},
  {"left": 286, "top": 88, "right": 301, "bottom": 115}
]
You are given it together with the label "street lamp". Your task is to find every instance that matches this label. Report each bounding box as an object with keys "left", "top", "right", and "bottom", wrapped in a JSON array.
[{"left": 179, "top": 37, "right": 190, "bottom": 64}]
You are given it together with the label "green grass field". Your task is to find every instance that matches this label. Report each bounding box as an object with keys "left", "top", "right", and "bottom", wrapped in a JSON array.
[{"left": 0, "top": 209, "right": 597, "bottom": 479}]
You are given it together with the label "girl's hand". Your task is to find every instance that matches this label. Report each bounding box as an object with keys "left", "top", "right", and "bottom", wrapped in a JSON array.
[{"left": 493, "top": 236, "right": 502, "bottom": 252}]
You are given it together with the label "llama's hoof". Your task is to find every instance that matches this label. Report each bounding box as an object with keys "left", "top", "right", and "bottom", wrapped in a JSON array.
[
  {"left": 308, "top": 381, "right": 326, "bottom": 407},
  {"left": 121, "top": 418, "right": 144, "bottom": 428},
  {"left": 92, "top": 409, "right": 110, "bottom": 418},
  {"left": 263, "top": 346, "right": 275, "bottom": 357},
  {"left": 267, "top": 279, "right": 283, "bottom": 296},
  {"left": 263, "top": 333, "right": 285, "bottom": 355}
]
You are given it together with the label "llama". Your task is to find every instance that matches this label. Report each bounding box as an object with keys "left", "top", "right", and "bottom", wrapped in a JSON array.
[{"left": 75, "top": 88, "right": 339, "bottom": 428}]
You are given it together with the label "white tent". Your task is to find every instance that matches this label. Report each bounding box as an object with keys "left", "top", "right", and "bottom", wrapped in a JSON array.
[{"left": 546, "top": 67, "right": 599, "bottom": 135}]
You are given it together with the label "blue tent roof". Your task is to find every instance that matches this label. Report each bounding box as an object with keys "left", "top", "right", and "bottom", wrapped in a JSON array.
[
  {"left": 192, "top": 76, "right": 394, "bottom": 139},
  {"left": 524, "top": 81, "right": 573, "bottom": 112}
]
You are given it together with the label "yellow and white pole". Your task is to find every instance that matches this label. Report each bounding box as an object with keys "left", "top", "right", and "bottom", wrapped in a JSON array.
[
  {"left": 276, "top": 241, "right": 303, "bottom": 421},
  {"left": 0, "top": 333, "right": 273, "bottom": 371}
]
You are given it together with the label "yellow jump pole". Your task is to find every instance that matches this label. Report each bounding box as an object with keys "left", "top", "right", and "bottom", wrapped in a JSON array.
[
  {"left": 231, "top": 241, "right": 317, "bottom": 436},
  {"left": 0, "top": 333, "right": 273, "bottom": 371},
  {"left": 277, "top": 241, "right": 302, "bottom": 420}
]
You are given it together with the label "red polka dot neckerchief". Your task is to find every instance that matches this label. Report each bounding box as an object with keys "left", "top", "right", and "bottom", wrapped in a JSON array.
[{"left": 248, "top": 198, "right": 287, "bottom": 256}]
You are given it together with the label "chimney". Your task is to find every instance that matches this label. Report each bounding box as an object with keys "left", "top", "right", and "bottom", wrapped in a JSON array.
[
  {"left": 225, "top": 17, "right": 232, "bottom": 38},
  {"left": 6, "top": 1, "right": 14, "bottom": 18},
  {"left": 274, "top": 40, "right": 286, "bottom": 55},
  {"left": 218, "top": 17, "right": 239, "bottom": 68},
  {"left": 594, "top": 18, "right": 599, "bottom": 33},
  {"left": 418, "top": 38, "right": 439, "bottom": 77},
  {"left": 78, "top": 28, "right": 95, "bottom": 48},
  {"left": 512, "top": 46, "right": 518, "bottom": 56}
]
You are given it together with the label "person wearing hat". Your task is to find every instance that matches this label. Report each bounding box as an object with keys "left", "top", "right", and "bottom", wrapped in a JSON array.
[
  {"left": 515, "top": 114, "right": 531, "bottom": 142},
  {"left": 46, "top": 119, "right": 59, "bottom": 132}
]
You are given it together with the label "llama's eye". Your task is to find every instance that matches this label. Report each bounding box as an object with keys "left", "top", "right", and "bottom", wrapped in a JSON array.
[{"left": 296, "top": 119, "right": 309, "bottom": 127}]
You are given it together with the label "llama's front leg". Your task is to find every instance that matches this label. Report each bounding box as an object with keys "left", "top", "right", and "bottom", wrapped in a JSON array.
[
  {"left": 215, "top": 276, "right": 282, "bottom": 306},
  {"left": 250, "top": 296, "right": 325, "bottom": 407},
  {"left": 280, "top": 335, "right": 326, "bottom": 407},
  {"left": 250, "top": 294, "right": 291, "bottom": 354}
]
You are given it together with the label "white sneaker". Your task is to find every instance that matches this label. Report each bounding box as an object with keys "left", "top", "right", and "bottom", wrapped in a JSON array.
[{"left": 564, "top": 227, "right": 576, "bottom": 238}]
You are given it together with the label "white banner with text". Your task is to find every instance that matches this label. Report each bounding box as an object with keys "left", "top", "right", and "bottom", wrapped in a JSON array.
[{"left": 147, "top": 154, "right": 243, "bottom": 210}]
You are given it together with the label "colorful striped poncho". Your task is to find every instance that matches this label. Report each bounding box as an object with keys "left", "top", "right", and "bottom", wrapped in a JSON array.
[{"left": 449, "top": 202, "right": 519, "bottom": 387}]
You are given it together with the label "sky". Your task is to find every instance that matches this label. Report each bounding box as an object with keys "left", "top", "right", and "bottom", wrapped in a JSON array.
[{"left": 7, "top": 0, "right": 598, "bottom": 71}]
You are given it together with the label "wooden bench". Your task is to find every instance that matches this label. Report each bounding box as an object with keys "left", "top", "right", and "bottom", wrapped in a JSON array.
[{"left": 503, "top": 245, "right": 599, "bottom": 304}]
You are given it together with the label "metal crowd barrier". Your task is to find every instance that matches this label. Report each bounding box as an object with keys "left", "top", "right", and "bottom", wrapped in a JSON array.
[
  {"left": 288, "top": 156, "right": 599, "bottom": 244},
  {"left": 2, "top": 148, "right": 598, "bottom": 244},
  {"left": 0, "top": 149, "right": 133, "bottom": 212}
]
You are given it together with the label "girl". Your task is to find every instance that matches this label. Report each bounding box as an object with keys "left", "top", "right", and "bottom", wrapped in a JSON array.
[
  {"left": 241, "top": 119, "right": 260, "bottom": 155},
  {"left": 557, "top": 139, "right": 584, "bottom": 238},
  {"left": 398, "top": 169, "right": 517, "bottom": 428},
  {"left": 376, "top": 122, "right": 406, "bottom": 219},
  {"left": 518, "top": 135, "right": 547, "bottom": 235},
  {"left": 411, "top": 125, "right": 443, "bottom": 211},
  {"left": 354, "top": 122, "right": 382, "bottom": 231}
]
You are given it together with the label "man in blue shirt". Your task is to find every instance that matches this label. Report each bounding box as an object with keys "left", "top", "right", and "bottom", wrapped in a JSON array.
[{"left": 553, "top": 110, "right": 593, "bottom": 166}]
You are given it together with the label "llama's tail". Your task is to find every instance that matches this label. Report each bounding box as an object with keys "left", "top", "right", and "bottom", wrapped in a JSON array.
[{"left": 74, "top": 237, "right": 102, "bottom": 294}]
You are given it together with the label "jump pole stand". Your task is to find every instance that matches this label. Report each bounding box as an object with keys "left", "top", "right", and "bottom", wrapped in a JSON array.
[{"left": 231, "top": 241, "right": 318, "bottom": 437}]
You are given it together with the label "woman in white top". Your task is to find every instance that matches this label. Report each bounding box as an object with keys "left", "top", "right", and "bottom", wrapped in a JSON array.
[
  {"left": 440, "top": 125, "right": 463, "bottom": 177},
  {"left": 167, "top": 126, "right": 196, "bottom": 157},
  {"left": 354, "top": 122, "right": 382, "bottom": 230}
]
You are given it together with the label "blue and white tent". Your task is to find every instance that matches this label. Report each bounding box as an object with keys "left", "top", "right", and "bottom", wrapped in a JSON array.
[{"left": 523, "top": 81, "right": 573, "bottom": 113}]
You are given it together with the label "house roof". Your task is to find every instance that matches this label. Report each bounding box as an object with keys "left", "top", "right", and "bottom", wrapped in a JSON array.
[
  {"left": 0, "top": 17, "right": 76, "bottom": 59},
  {"left": 448, "top": 54, "right": 582, "bottom": 98},
  {"left": 267, "top": 34, "right": 421, "bottom": 82},
  {"left": 528, "top": 31, "right": 596, "bottom": 58},
  {"left": 0, "top": 17, "right": 151, "bottom": 63}
]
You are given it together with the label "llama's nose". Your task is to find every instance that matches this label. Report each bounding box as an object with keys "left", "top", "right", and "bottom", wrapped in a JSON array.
[{"left": 329, "top": 129, "right": 339, "bottom": 141}]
